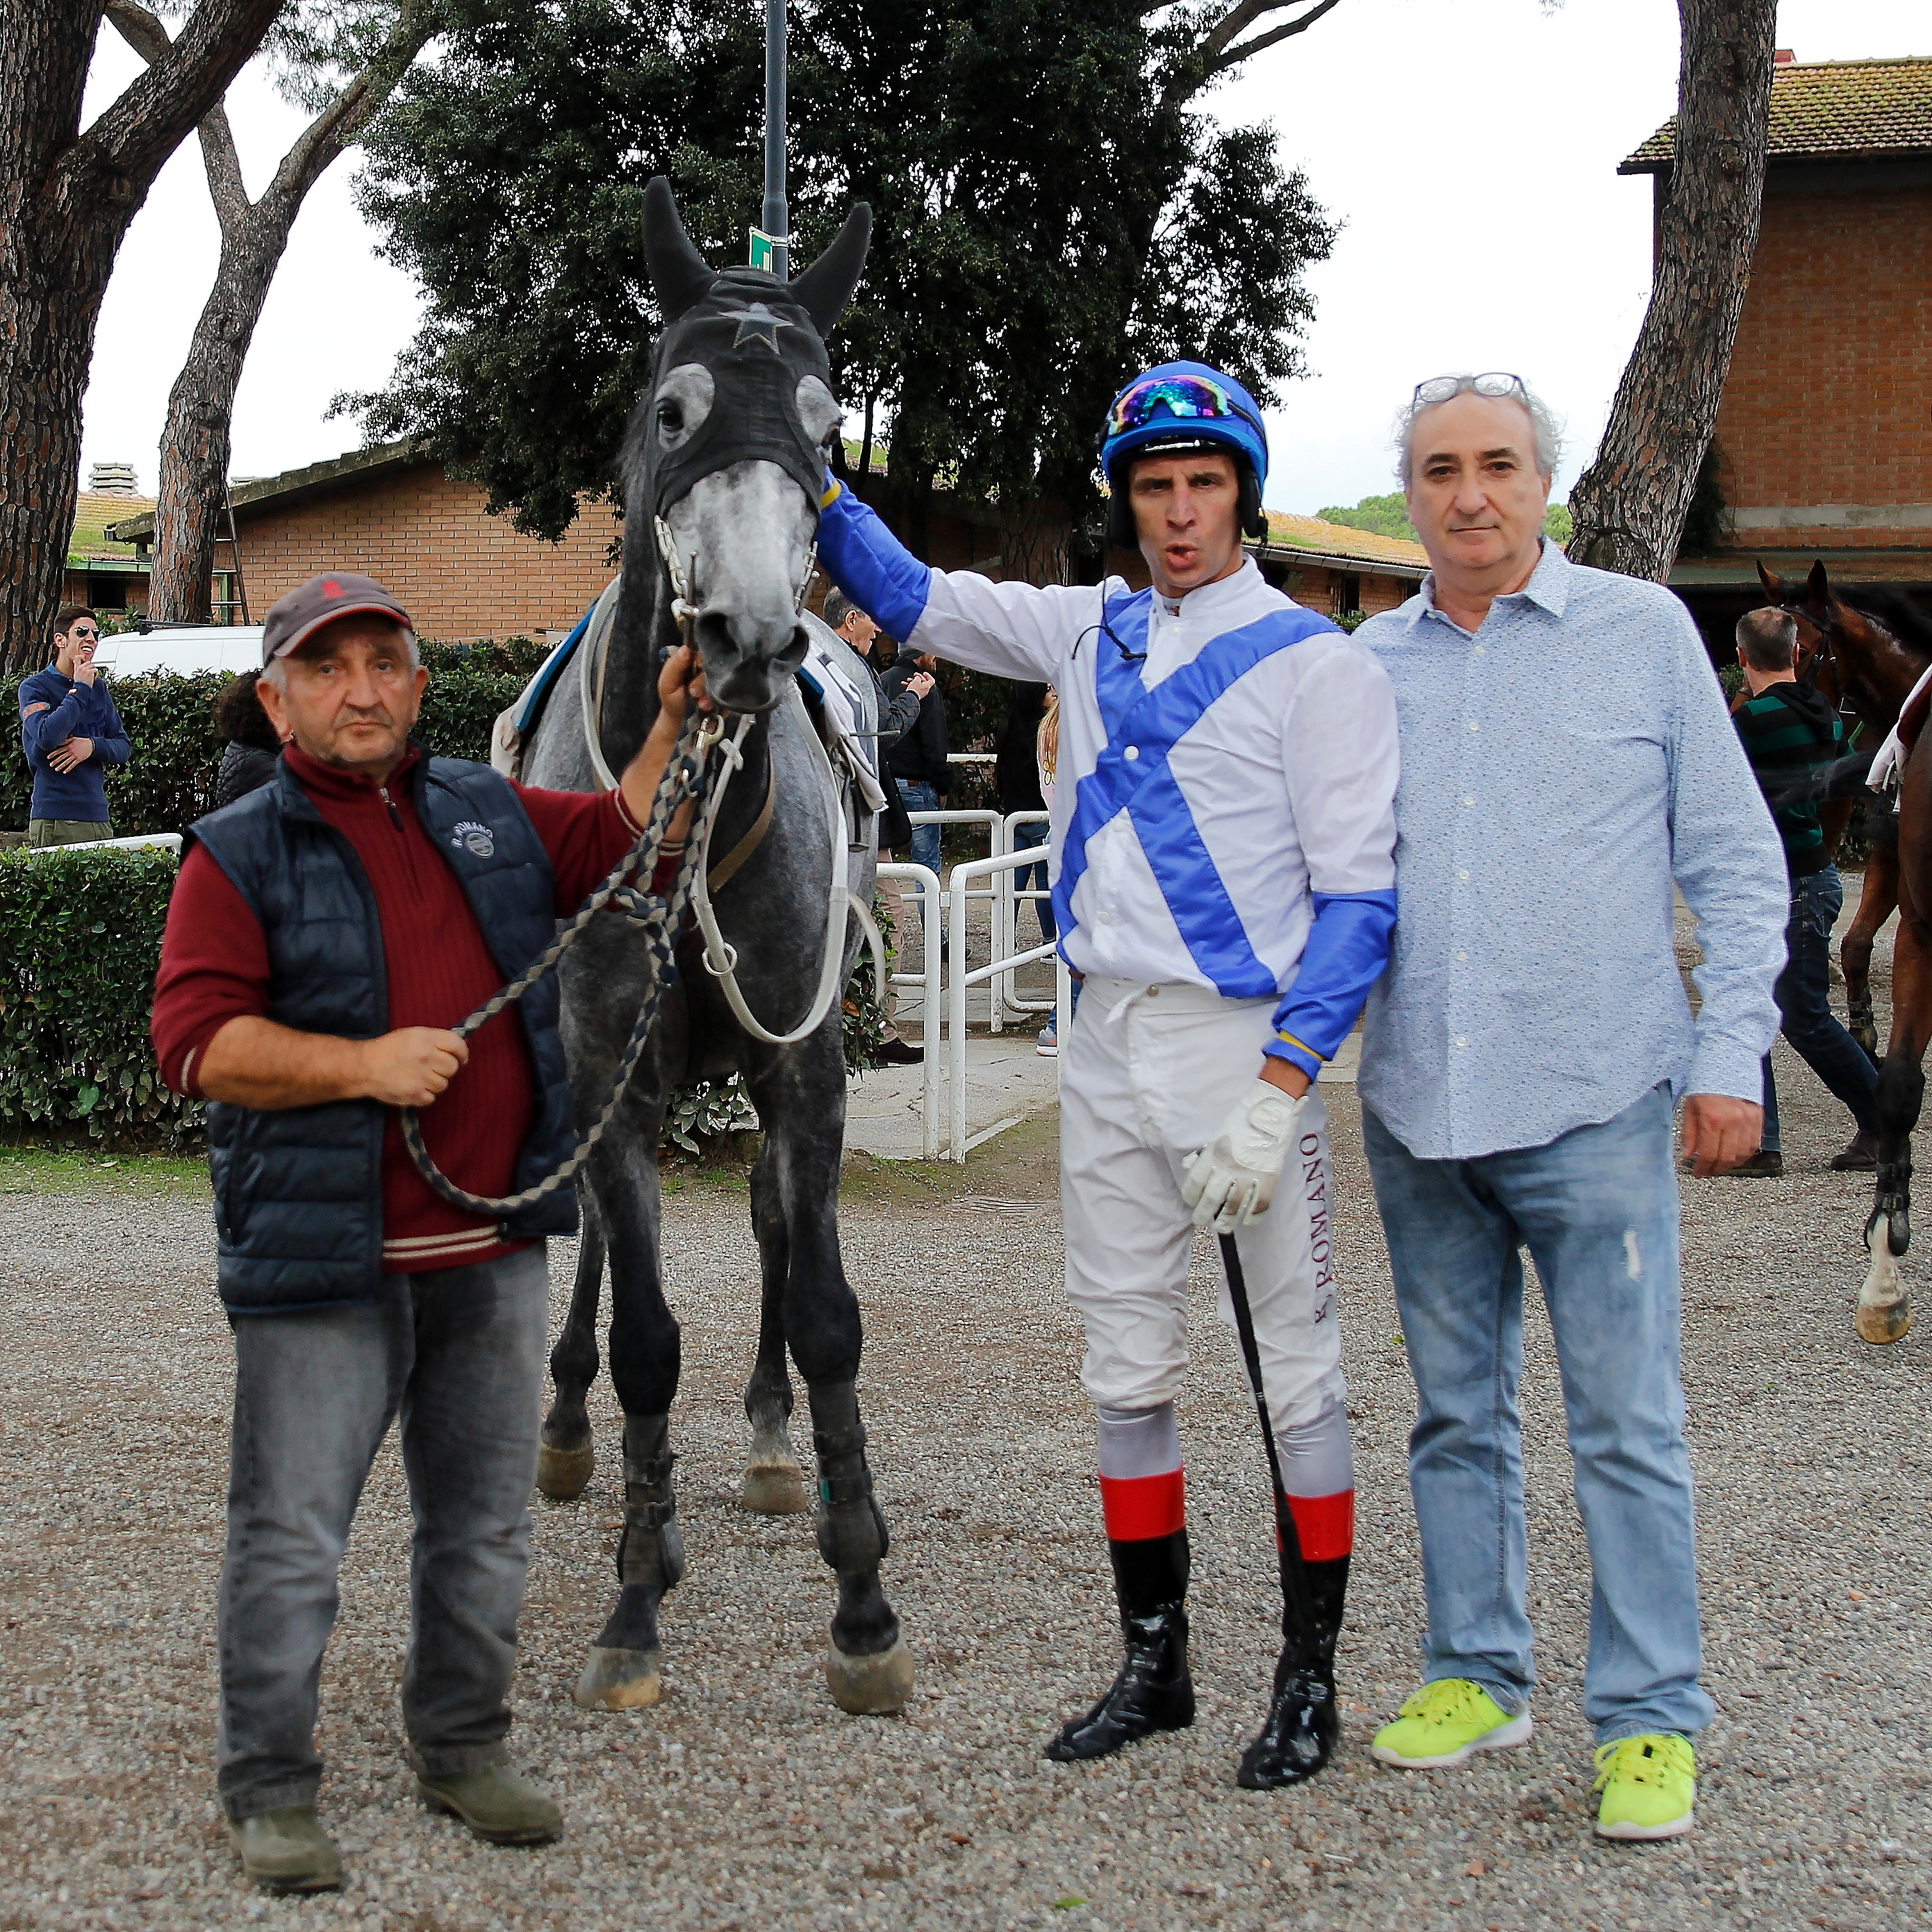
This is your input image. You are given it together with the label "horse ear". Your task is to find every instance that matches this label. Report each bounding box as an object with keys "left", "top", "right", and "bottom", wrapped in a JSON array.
[
  {"left": 641, "top": 176, "right": 716, "bottom": 324},
  {"left": 1807, "top": 558, "right": 1831, "bottom": 607},
  {"left": 1756, "top": 559, "right": 1783, "bottom": 600},
  {"left": 788, "top": 204, "right": 872, "bottom": 336}
]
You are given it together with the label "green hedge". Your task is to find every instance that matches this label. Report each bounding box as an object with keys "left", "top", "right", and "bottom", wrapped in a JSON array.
[
  {"left": 0, "top": 847, "right": 198, "bottom": 1144},
  {"left": 0, "top": 647, "right": 541, "bottom": 835}
]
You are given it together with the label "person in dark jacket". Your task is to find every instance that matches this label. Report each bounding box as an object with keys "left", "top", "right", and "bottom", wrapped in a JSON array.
[
  {"left": 880, "top": 644, "right": 948, "bottom": 972},
  {"left": 18, "top": 605, "right": 131, "bottom": 844},
  {"left": 825, "top": 590, "right": 929, "bottom": 1062},
  {"left": 149, "top": 570, "right": 708, "bottom": 1893},
  {"left": 212, "top": 670, "right": 284, "bottom": 807},
  {"left": 1731, "top": 605, "right": 1879, "bottom": 1177}
]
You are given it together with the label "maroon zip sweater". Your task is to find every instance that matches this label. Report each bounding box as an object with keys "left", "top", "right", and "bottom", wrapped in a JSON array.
[{"left": 153, "top": 743, "right": 640, "bottom": 1272}]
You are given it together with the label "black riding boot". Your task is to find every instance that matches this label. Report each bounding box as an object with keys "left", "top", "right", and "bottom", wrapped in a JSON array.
[
  {"left": 1238, "top": 1547, "right": 1349, "bottom": 1789},
  {"left": 1044, "top": 1531, "right": 1194, "bottom": 1762}
]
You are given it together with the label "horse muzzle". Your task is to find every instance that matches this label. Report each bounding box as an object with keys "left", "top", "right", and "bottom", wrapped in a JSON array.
[{"left": 695, "top": 610, "right": 811, "bottom": 714}]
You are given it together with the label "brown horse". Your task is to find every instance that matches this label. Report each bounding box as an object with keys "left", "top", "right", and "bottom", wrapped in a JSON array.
[{"left": 1760, "top": 561, "right": 1932, "bottom": 1342}]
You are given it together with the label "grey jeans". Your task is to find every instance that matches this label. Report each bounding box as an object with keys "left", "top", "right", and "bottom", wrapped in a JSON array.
[{"left": 216, "top": 1247, "right": 549, "bottom": 1819}]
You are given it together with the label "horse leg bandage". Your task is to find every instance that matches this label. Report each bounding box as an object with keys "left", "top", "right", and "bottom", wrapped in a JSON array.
[{"left": 1095, "top": 1402, "right": 1185, "bottom": 1540}]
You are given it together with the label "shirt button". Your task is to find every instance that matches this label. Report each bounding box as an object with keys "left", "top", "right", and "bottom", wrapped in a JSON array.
[
  {"left": 1123, "top": 745, "right": 1140, "bottom": 762},
  {"left": 1457, "top": 869, "right": 1469, "bottom": 881},
  {"left": 1474, "top": 645, "right": 1486, "bottom": 655},
  {"left": 1467, "top": 721, "right": 1480, "bottom": 732},
  {"left": 1456, "top": 950, "right": 1468, "bottom": 961},
  {"left": 1463, "top": 795, "right": 1476, "bottom": 806},
  {"left": 1455, "top": 1036, "right": 1467, "bottom": 1049}
]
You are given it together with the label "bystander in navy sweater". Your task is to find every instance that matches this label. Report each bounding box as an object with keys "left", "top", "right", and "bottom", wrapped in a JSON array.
[{"left": 18, "top": 666, "right": 131, "bottom": 823}]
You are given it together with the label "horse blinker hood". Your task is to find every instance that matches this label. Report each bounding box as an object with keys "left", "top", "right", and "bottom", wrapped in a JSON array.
[{"left": 640, "top": 178, "right": 871, "bottom": 524}]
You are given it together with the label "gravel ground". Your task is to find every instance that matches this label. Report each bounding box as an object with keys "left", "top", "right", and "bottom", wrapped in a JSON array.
[{"left": 4, "top": 929, "right": 1930, "bottom": 1930}]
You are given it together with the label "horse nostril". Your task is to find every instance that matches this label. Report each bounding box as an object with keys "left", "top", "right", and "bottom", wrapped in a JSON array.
[{"left": 693, "top": 611, "right": 739, "bottom": 666}]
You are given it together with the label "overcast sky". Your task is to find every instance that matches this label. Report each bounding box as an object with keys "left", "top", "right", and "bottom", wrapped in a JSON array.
[{"left": 78, "top": 0, "right": 1924, "bottom": 520}]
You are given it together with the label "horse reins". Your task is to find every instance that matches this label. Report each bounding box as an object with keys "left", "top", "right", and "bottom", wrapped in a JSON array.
[{"left": 399, "top": 512, "right": 860, "bottom": 1212}]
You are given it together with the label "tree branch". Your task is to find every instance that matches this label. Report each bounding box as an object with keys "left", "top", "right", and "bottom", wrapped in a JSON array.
[
  {"left": 72, "top": 0, "right": 285, "bottom": 192},
  {"left": 1160, "top": 0, "right": 1344, "bottom": 117},
  {"left": 265, "top": 0, "right": 442, "bottom": 213},
  {"left": 104, "top": 0, "right": 249, "bottom": 234}
]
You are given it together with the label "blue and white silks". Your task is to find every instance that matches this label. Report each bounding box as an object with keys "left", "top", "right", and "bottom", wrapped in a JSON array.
[{"left": 815, "top": 481, "right": 1399, "bottom": 1077}]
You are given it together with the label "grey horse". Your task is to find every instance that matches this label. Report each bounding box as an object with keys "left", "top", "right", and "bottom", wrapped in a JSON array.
[{"left": 519, "top": 178, "right": 911, "bottom": 1719}]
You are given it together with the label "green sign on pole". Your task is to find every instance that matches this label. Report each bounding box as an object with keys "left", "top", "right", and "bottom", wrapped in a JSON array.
[{"left": 749, "top": 227, "right": 781, "bottom": 274}]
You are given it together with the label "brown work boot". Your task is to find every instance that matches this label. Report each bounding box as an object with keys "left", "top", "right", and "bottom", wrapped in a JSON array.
[
  {"left": 1831, "top": 1131, "right": 1879, "bottom": 1171},
  {"left": 228, "top": 1806, "right": 342, "bottom": 1892},
  {"left": 1719, "top": 1149, "right": 1783, "bottom": 1178},
  {"left": 417, "top": 1767, "right": 563, "bottom": 1844}
]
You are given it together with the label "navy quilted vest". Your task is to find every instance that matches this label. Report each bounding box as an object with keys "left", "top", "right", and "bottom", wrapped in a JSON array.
[{"left": 192, "top": 751, "right": 579, "bottom": 1314}]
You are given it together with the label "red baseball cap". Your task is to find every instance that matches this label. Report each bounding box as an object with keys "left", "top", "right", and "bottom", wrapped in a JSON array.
[{"left": 261, "top": 572, "right": 414, "bottom": 666}]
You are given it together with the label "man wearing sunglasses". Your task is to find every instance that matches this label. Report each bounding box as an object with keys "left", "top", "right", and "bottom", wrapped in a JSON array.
[
  {"left": 19, "top": 605, "right": 132, "bottom": 846},
  {"left": 1351, "top": 372, "right": 1785, "bottom": 1840},
  {"left": 813, "top": 361, "right": 1399, "bottom": 1790}
]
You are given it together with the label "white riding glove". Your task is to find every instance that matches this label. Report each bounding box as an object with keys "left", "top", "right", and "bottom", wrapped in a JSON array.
[{"left": 1180, "top": 1078, "right": 1309, "bottom": 1235}]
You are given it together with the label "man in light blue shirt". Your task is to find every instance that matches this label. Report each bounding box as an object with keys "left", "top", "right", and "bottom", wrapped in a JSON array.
[{"left": 1352, "top": 373, "right": 1786, "bottom": 1842}]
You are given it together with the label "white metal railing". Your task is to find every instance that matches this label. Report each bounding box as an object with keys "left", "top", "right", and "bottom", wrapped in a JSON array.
[
  {"left": 871, "top": 861, "right": 945, "bottom": 1159},
  {"left": 20, "top": 832, "right": 181, "bottom": 855}
]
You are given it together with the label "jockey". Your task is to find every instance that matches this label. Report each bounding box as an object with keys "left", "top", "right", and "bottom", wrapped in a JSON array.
[{"left": 814, "top": 361, "right": 1399, "bottom": 1787}]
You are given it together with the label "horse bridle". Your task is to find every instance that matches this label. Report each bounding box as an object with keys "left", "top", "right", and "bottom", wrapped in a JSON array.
[{"left": 1785, "top": 595, "right": 1861, "bottom": 728}]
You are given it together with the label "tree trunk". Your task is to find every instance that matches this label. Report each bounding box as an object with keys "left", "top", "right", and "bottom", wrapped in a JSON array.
[
  {"left": 1564, "top": 0, "right": 1777, "bottom": 581},
  {"left": 0, "top": 0, "right": 287, "bottom": 670},
  {"left": 109, "top": 0, "right": 436, "bottom": 622}
]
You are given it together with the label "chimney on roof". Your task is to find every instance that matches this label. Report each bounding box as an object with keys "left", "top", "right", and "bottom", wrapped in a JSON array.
[
  {"left": 1773, "top": 47, "right": 1794, "bottom": 65},
  {"left": 88, "top": 461, "right": 138, "bottom": 494}
]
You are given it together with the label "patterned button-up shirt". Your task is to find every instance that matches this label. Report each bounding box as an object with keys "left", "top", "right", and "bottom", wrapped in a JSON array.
[{"left": 1355, "top": 539, "right": 1786, "bottom": 1160}]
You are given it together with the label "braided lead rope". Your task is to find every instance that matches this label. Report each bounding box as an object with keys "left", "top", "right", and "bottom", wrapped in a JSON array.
[{"left": 398, "top": 707, "right": 726, "bottom": 1218}]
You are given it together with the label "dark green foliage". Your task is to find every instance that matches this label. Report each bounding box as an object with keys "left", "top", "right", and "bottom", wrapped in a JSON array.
[
  {"left": 1319, "top": 492, "right": 1419, "bottom": 543},
  {"left": 0, "top": 848, "right": 199, "bottom": 1144},
  {"left": 346, "top": 0, "right": 1336, "bottom": 562}
]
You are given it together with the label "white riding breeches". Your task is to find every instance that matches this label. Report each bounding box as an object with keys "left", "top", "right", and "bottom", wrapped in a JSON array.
[{"left": 1059, "top": 975, "right": 1350, "bottom": 1487}]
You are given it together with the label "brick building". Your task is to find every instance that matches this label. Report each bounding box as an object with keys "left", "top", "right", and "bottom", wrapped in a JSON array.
[
  {"left": 1621, "top": 52, "right": 1932, "bottom": 635},
  {"left": 107, "top": 437, "right": 1423, "bottom": 638}
]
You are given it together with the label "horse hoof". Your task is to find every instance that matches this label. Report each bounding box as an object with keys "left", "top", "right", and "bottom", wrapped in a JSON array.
[
  {"left": 573, "top": 1646, "right": 663, "bottom": 1710},
  {"left": 741, "top": 1461, "right": 811, "bottom": 1515},
  {"left": 536, "top": 1441, "right": 595, "bottom": 1502},
  {"left": 824, "top": 1637, "right": 914, "bottom": 1715},
  {"left": 1856, "top": 1298, "right": 1913, "bottom": 1346}
]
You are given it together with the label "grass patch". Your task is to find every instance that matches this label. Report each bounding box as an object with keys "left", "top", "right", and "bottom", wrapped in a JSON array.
[{"left": 0, "top": 1137, "right": 209, "bottom": 1197}]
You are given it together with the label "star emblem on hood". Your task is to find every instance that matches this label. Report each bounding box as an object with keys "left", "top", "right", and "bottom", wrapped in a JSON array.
[{"left": 722, "top": 301, "right": 796, "bottom": 354}]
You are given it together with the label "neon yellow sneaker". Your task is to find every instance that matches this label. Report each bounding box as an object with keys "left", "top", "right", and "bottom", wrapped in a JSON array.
[
  {"left": 1370, "top": 1678, "right": 1533, "bottom": 1768},
  {"left": 1593, "top": 1733, "right": 1696, "bottom": 1840}
]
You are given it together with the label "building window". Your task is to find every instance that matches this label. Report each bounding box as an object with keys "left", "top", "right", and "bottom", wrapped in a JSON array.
[
  {"left": 87, "top": 574, "right": 129, "bottom": 611},
  {"left": 1337, "top": 574, "right": 1362, "bottom": 618}
]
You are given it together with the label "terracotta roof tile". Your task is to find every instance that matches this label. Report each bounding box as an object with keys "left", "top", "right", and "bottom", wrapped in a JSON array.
[{"left": 1623, "top": 55, "right": 1932, "bottom": 172}]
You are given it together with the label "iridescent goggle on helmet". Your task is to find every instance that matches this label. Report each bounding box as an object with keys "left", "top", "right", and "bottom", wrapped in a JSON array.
[{"left": 1105, "top": 372, "right": 1263, "bottom": 440}]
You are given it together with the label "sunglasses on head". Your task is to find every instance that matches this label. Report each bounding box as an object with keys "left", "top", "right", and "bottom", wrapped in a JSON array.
[
  {"left": 1105, "top": 372, "right": 1262, "bottom": 443},
  {"left": 1411, "top": 371, "right": 1526, "bottom": 406}
]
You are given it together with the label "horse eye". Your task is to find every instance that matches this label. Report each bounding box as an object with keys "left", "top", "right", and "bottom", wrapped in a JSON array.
[{"left": 657, "top": 399, "right": 684, "bottom": 434}]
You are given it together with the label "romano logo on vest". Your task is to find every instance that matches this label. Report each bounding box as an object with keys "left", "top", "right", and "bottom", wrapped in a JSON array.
[{"left": 451, "top": 821, "right": 495, "bottom": 859}]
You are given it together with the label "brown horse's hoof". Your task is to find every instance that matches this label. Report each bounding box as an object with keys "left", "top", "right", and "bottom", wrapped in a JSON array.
[
  {"left": 824, "top": 1637, "right": 914, "bottom": 1715},
  {"left": 741, "top": 1460, "right": 811, "bottom": 1515},
  {"left": 1856, "top": 1297, "right": 1913, "bottom": 1346},
  {"left": 536, "top": 1441, "right": 595, "bottom": 1503},
  {"left": 573, "top": 1646, "right": 663, "bottom": 1710}
]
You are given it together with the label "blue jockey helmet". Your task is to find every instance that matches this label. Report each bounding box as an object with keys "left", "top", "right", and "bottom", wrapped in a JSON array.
[{"left": 1098, "top": 360, "right": 1270, "bottom": 548}]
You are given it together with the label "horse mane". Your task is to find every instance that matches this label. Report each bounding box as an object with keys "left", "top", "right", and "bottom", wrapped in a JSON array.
[{"left": 1838, "top": 584, "right": 1932, "bottom": 664}]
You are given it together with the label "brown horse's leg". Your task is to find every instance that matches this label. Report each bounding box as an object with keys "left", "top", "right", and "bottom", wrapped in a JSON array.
[{"left": 1842, "top": 825, "right": 1899, "bottom": 1066}]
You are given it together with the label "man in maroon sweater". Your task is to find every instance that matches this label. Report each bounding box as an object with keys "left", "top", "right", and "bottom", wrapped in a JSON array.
[{"left": 153, "top": 572, "right": 700, "bottom": 1891}]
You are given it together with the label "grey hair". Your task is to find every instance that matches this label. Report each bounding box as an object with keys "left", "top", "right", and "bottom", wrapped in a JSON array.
[
  {"left": 1737, "top": 606, "right": 1797, "bottom": 672},
  {"left": 260, "top": 627, "right": 422, "bottom": 691},
  {"left": 1395, "top": 376, "right": 1564, "bottom": 484}
]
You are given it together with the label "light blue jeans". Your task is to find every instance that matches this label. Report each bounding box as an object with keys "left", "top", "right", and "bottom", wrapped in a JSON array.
[{"left": 1362, "top": 1086, "right": 1712, "bottom": 1744}]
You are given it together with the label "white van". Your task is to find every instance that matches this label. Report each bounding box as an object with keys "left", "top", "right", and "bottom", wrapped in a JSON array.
[{"left": 91, "top": 623, "right": 265, "bottom": 680}]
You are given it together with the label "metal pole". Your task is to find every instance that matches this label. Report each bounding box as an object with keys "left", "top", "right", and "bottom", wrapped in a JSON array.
[{"left": 762, "top": 0, "right": 788, "bottom": 281}]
